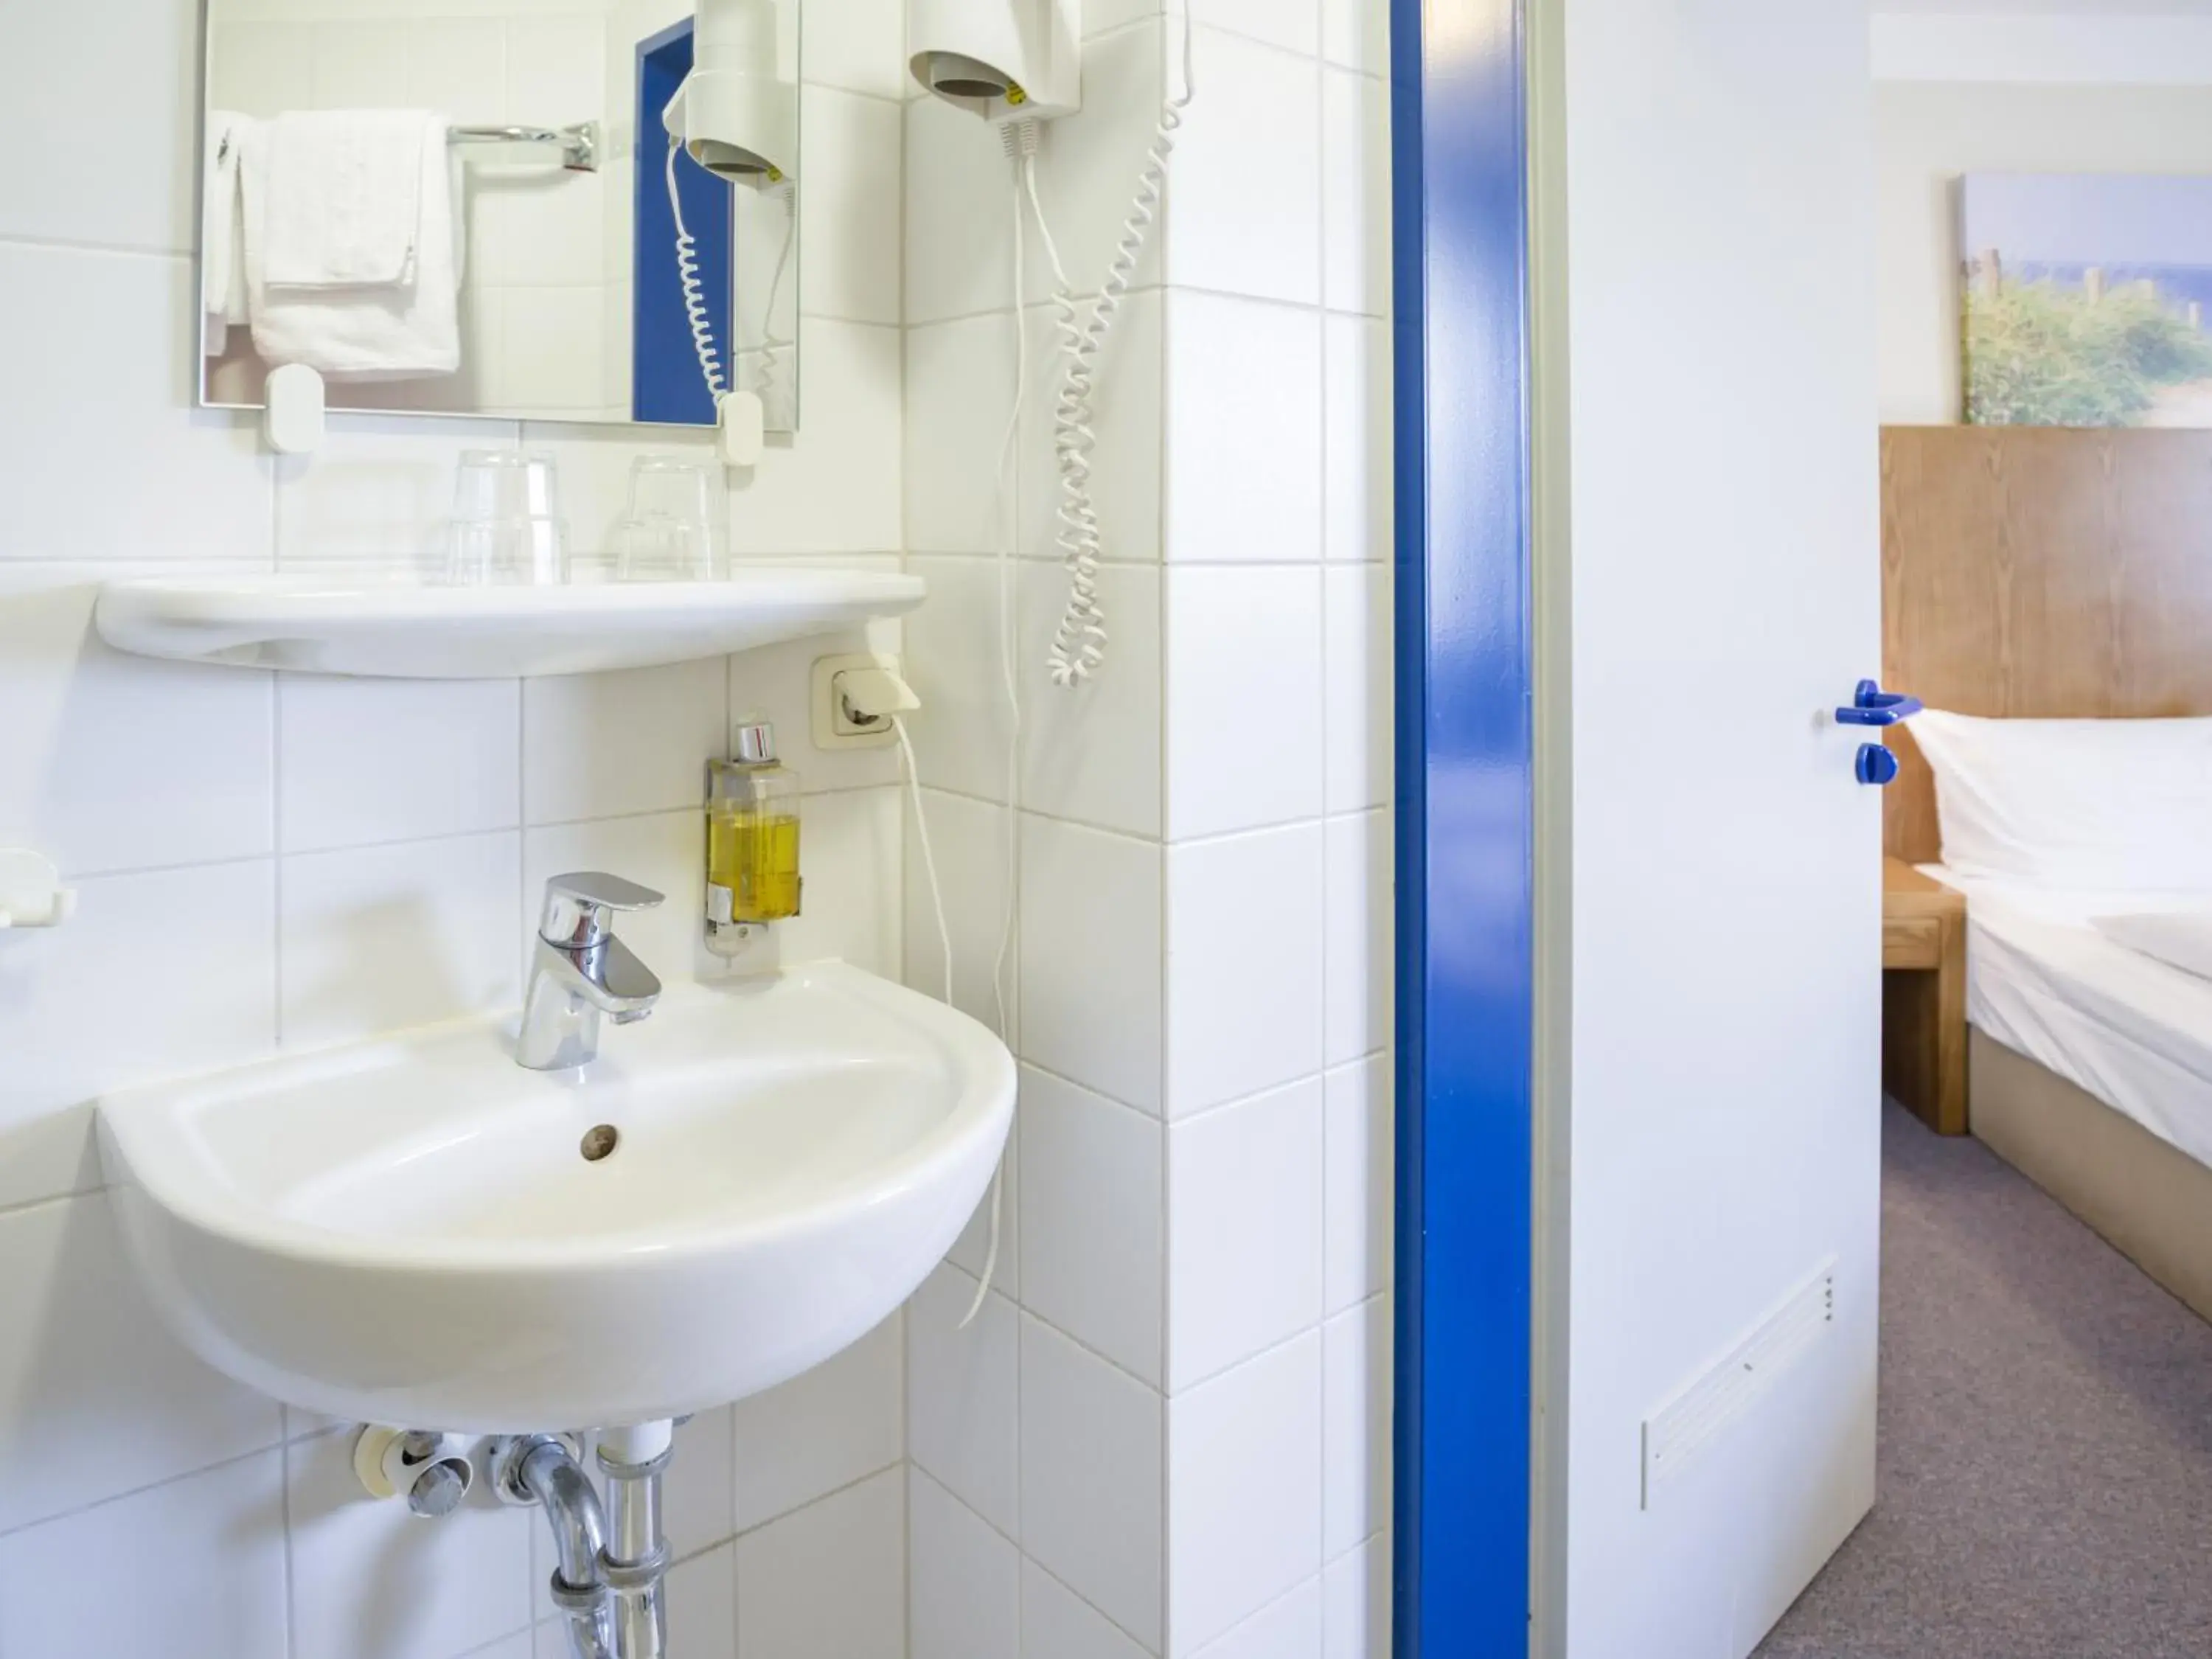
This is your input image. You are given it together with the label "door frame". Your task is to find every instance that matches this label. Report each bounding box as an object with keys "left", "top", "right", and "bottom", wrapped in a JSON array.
[{"left": 1390, "top": 0, "right": 1538, "bottom": 1653}]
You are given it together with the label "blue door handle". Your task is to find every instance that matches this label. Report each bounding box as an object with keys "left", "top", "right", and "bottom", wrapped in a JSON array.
[
  {"left": 1856, "top": 744, "right": 1899, "bottom": 787},
  {"left": 1835, "top": 679, "right": 1922, "bottom": 728}
]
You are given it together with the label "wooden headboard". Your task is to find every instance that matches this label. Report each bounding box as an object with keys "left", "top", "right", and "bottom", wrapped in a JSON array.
[{"left": 1881, "top": 426, "right": 2212, "bottom": 862}]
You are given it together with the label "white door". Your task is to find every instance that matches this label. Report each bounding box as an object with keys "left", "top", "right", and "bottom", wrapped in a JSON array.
[{"left": 1537, "top": 1, "right": 1883, "bottom": 1654}]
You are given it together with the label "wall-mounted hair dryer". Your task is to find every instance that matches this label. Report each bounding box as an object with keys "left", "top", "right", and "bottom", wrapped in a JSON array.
[
  {"left": 908, "top": 0, "right": 1082, "bottom": 125},
  {"left": 664, "top": 0, "right": 797, "bottom": 184}
]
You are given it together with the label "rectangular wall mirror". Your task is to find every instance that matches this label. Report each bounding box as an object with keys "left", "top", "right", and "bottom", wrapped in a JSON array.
[{"left": 198, "top": 0, "right": 801, "bottom": 433}]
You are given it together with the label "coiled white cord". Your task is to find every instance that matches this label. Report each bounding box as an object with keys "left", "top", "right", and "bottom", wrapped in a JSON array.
[
  {"left": 665, "top": 141, "right": 728, "bottom": 407},
  {"left": 1037, "top": 7, "right": 1197, "bottom": 687}
]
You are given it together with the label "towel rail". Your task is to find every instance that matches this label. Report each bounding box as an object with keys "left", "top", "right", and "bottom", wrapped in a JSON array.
[{"left": 448, "top": 122, "right": 599, "bottom": 173}]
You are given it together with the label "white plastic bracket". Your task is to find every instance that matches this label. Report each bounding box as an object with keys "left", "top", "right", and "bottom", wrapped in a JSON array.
[
  {"left": 719, "top": 390, "right": 766, "bottom": 467},
  {"left": 0, "top": 850, "right": 77, "bottom": 931},
  {"left": 264, "top": 363, "right": 327, "bottom": 456}
]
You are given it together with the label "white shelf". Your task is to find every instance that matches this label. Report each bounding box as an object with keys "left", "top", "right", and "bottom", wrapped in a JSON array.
[{"left": 94, "top": 570, "right": 925, "bottom": 679}]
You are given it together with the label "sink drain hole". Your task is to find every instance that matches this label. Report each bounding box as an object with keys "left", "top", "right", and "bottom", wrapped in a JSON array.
[{"left": 580, "top": 1124, "right": 620, "bottom": 1163}]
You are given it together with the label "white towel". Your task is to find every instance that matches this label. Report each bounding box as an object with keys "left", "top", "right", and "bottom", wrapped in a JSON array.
[
  {"left": 240, "top": 113, "right": 465, "bottom": 380},
  {"left": 201, "top": 111, "right": 252, "bottom": 356},
  {"left": 262, "top": 110, "right": 430, "bottom": 288}
]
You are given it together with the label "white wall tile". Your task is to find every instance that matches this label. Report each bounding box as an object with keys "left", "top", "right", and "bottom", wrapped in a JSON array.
[
  {"left": 737, "top": 1467, "right": 907, "bottom": 1659},
  {"left": 1022, "top": 1559, "right": 1154, "bottom": 1659},
  {"left": 904, "top": 94, "right": 1021, "bottom": 327},
  {"left": 803, "top": 88, "right": 904, "bottom": 326},
  {"left": 275, "top": 414, "right": 504, "bottom": 571},
  {"left": 667, "top": 1542, "right": 740, "bottom": 1659},
  {"left": 280, "top": 678, "right": 521, "bottom": 852},
  {"left": 1164, "top": 824, "right": 1324, "bottom": 1118},
  {"left": 664, "top": 1406, "right": 738, "bottom": 1559},
  {"left": 0, "top": 4, "right": 197, "bottom": 251},
  {"left": 904, "top": 785, "right": 1020, "bottom": 1037},
  {"left": 1323, "top": 810, "right": 1391, "bottom": 1067},
  {"left": 906, "top": 321, "right": 1020, "bottom": 557},
  {"left": 0, "top": 248, "right": 271, "bottom": 565},
  {"left": 1323, "top": 564, "right": 1392, "bottom": 814},
  {"left": 522, "top": 807, "right": 710, "bottom": 984},
  {"left": 0, "top": 570, "right": 274, "bottom": 876},
  {"left": 1166, "top": 1333, "right": 1325, "bottom": 1655},
  {"left": 1021, "top": 1315, "right": 1165, "bottom": 1651},
  {"left": 906, "top": 1265, "right": 1020, "bottom": 1536},
  {"left": 903, "top": 557, "right": 1020, "bottom": 800},
  {"left": 1166, "top": 32, "right": 1321, "bottom": 305},
  {"left": 1166, "top": 1078, "right": 1324, "bottom": 1391},
  {"left": 1019, "top": 561, "right": 1164, "bottom": 839},
  {"left": 1321, "top": 1533, "right": 1390, "bottom": 1659},
  {"left": 1027, "top": 23, "right": 1172, "bottom": 302},
  {"left": 1194, "top": 0, "right": 1318, "bottom": 54},
  {"left": 407, "top": 19, "right": 508, "bottom": 117},
  {"left": 1324, "top": 316, "right": 1393, "bottom": 565},
  {"left": 803, "top": 0, "right": 910, "bottom": 100},
  {"left": 1020, "top": 1066, "right": 1166, "bottom": 1386},
  {"left": 1020, "top": 815, "right": 1164, "bottom": 1115},
  {"left": 1321, "top": 0, "right": 1389, "bottom": 76},
  {"left": 310, "top": 20, "right": 411, "bottom": 108},
  {"left": 1323, "top": 1054, "right": 1393, "bottom": 1315},
  {"left": 773, "top": 784, "right": 902, "bottom": 978},
  {"left": 210, "top": 21, "right": 313, "bottom": 119},
  {"left": 727, "top": 321, "right": 903, "bottom": 555},
  {"left": 496, "top": 288, "right": 609, "bottom": 413},
  {"left": 945, "top": 1117, "right": 1020, "bottom": 1299},
  {"left": 0, "top": 1452, "right": 288, "bottom": 1659},
  {"left": 505, "top": 15, "right": 604, "bottom": 125},
  {"left": 734, "top": 1313, "right": 903, "bottom": 1532},
  {"left": 279, "top": 832, "right": 521, "bottom": 1052},
  {"left": 290, "top": 1427, "right": 534, "bottom": 1659},
  {"left": 911, "top": 1471, "right": 1021, "bottom": 1659},
  {"left": 1165, "top": 565, "right": 1324, "bottom": 839},
  {"left": 1322, "top": 1297, "right": 1391, "bottom": 1562},
  {"left": 1191, "top": 1580, "right": 1324, "bottom": 1659},
  {"left": 1164, "top": 294, "right": 1323, "bottom": 563},
  {"left": 523, "top": 658, "right": 725, "bottom": 825},
  {"left": 0, "top": 1193, "right": 283, "bottom": 1535},
  {"left": 1322, "top": 69, "right": 1391, "bottom": 318},
  {"left": 1020, "top": 293, "right": 1164, "bottom": 566},
  {"left": 0, "top": 861, "right": 276, "bottom": 1214},
  {"left": 475, "top": 172, "right": 608, "bottom": 291}
]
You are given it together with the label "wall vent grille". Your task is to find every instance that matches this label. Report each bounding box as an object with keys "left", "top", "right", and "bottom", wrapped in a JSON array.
[{"left": 1641, "top": 1258, "right": 1837, "bottom": 1509}]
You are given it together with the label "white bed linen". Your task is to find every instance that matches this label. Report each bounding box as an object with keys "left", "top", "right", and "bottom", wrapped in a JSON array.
[{"left": 1920, "top": 867, "right": 2212, "bottom": 1172}]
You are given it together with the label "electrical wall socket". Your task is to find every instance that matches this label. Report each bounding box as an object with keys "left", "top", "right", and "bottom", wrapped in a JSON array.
[{"left": 811, "top": 653, "right": 905, "bottom": 750}]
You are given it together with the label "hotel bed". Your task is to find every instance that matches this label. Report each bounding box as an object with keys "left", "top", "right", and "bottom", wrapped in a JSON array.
[{"left": 1882, "top": 426, "right": 2212, "bottom": 1324}]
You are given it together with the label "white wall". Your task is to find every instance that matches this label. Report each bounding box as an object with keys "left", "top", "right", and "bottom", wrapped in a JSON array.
[
  {"left": 0, "top": 0, "right": 914, "bottom": 1655},
  {"left": 1871, "top": 7, "right": 2212, "bottom": 423},
  {"left": 895, "top": 0, "right": 1396, "bottom": 1654}
]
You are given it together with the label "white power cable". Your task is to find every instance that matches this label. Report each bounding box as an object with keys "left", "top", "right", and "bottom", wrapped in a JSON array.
[
  {"left": 1036, "top": 8, "right": 1197, "bottom": 687},
  {"left": 754, "top": 181, "right": 798, "bottom": 427},
  {"left": 665, "top": 142, "right": 728, "bottom": 407}
]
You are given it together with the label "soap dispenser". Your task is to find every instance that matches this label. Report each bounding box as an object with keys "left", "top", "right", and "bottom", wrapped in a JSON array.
[{"left": 706, "top": 720, "right": 801, "bottom": 956}]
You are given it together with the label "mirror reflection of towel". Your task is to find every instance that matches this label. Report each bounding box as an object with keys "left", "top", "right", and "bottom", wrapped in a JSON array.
[
  {"left": 240, "top": 111, "right": 464, "bottom": 380},
  {"left": 201, "top": 111, "right": 253, "bottom": 357}
]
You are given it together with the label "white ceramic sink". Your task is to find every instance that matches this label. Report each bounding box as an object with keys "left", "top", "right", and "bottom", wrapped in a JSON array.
[{"left": 97, "top": 964, "right": 1013, "bottom": 1433}]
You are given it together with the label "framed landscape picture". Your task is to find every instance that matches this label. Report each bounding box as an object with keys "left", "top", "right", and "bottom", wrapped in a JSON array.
[{"left": 1960, "top": 173, "right": 2212, "bottom": 427}]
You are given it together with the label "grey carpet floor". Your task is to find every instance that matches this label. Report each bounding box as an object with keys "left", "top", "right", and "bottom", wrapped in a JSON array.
[{"left": 1756, "top": 1102, "right": 2212, "bottom": 1659}]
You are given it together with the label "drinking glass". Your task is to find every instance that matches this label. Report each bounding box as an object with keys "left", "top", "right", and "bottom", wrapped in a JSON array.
[
  {"left": 445, "top": 451, "right": 568, "bottom": 585},
  {"left": 614, "top": 456, "right": 723, "bottom": 582}
]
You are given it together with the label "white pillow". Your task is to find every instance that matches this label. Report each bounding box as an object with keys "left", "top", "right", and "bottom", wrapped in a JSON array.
[
  {"left": 1910, "top": 709, "right": 2212, "bottom": 893},
  {"left": 2092, "top": 911, "right": 2212, "bottom": 984}
]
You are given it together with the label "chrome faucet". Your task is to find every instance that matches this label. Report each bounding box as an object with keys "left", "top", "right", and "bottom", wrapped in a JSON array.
[{"left": 518, "top": 874, "right": 665, "bottom": 1072}]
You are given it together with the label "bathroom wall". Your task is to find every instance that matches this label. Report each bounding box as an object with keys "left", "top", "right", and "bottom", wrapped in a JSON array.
[
  {"left": 896, "top": 1, "right": 1396, "bottom": 1654},
  {"left": 0, "top": 1, "right": 913, "bottom": 1655},
  {"left": 1870, "top": 7, "right": 2212, "bottom": 423}
]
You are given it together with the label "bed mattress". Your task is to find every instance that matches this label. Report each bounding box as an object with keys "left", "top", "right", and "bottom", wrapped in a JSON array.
[{"left": 1922, "top": 869, "right": 2212, "bottom": 1172}]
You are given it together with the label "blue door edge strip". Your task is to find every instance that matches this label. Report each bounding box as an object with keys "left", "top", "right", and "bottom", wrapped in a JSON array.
[{"left": 1390, "top": 0, "right": 1537, "bottom": 1653}]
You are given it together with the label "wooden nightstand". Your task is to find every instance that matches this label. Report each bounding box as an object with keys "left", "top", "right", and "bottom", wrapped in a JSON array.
[{"left": 1883, "top": 858, "right": 1969, "bottom": 1135}]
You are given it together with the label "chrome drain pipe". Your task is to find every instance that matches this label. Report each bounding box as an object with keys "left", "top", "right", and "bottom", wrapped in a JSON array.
[
  {"left": 597, "top": 1422, "right": 676, "bottom": 1659},
  {"left": 492, "top": 1436, "right": 618, "bottom": 1659}
]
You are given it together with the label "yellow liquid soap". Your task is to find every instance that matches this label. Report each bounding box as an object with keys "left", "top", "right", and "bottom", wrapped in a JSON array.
[{"left": 709, "top": 811, "right": 802, "bottom": 922}]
